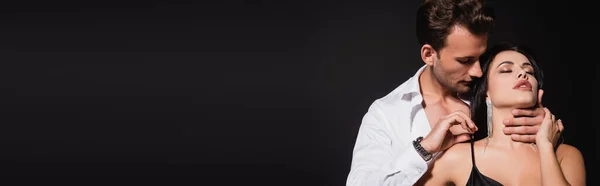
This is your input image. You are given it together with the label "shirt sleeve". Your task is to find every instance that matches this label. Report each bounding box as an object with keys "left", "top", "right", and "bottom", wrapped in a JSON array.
[{"left": 346, "top": 103, "right": 429, "bottom": 186}]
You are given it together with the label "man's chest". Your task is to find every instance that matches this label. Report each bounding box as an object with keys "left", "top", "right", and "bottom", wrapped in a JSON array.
[{"left": 422, "top": 102, "right": 471, "bottom": 134}]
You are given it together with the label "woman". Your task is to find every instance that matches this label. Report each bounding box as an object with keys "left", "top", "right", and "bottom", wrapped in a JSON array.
[{"left": 417, "top": 42, "right": 586, "bottom": 185}]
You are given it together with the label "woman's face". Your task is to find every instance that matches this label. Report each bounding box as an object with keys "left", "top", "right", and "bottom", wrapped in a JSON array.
[{"left": 487, "top": 50, "right": 539, "bottom": 108}]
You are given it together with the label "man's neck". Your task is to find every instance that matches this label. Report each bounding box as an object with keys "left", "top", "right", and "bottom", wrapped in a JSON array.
[
  {"left": 488, "top": 107, "right": 534, "bottom": 150},
  {"left": 419, "top": 66, "right": 457, "bottom": 100}
]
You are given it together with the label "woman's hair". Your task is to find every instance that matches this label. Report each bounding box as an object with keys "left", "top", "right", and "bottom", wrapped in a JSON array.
[{"left": 470, "top": 42, "right": 545, "bottom": 140}]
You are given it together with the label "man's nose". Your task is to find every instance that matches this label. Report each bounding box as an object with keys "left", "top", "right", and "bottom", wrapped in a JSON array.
[{"left": 469, "top": 61, "right": 483, "bottom": 78}]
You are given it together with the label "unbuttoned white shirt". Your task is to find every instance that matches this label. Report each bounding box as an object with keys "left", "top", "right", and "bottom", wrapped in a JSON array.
[{"left": 346, "top": 65, "right": 469, "bottom": 186}]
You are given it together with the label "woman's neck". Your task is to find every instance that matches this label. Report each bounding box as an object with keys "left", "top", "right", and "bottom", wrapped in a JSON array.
[{"left": 487, "top": 107, "right": 535, "bottom": 150}]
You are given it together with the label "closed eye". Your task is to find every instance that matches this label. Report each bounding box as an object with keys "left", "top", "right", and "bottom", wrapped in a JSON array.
[{"left": 456, "top": 57, "right": 476, "bottom": 64}]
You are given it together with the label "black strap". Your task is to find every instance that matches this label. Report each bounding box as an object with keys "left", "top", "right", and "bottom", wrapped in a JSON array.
[{"left": 470, "top": 134, "right": 476, "bottom": 166}]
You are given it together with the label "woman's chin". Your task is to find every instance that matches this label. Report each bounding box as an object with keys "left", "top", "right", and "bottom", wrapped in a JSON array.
[{"left": 512, "top": 100, "right": 537, "bottom": 108}]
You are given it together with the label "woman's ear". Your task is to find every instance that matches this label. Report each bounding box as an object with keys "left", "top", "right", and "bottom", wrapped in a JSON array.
[
  {"left": 421, "top": 44, "right": 436, "bottom": 66},
  {"left": 485, "top": 92, "right": 490, "bottom": 102},
  {"left": 536, "top": 89, "right": 544, "bottom": 107}
]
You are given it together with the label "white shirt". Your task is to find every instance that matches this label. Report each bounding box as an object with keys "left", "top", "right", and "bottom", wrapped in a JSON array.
[{"left": 346, "top": 65, "right": 451, "bottom": 186}]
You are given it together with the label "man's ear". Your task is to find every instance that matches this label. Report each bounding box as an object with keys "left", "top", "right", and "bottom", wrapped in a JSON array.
[{"left": 421, "top": 44, "right": 437, "bottom": 66}]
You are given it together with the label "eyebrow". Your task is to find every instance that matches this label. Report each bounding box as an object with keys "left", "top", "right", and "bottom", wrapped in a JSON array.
[
  {"left": 496, "top": 61, "right": 513, "bottom": 68},
  {"left": 495, "top": 61, "right": 533, "bottom": 68}
]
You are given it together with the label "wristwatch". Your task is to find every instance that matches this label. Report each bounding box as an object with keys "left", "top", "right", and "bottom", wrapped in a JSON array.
[{"left": 413, "top": 136, "right": 432, "bottom": 161}]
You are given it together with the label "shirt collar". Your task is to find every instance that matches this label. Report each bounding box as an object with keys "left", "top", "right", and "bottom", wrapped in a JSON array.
[
  {"left": 402, "top": 65, "right": 427, "bottom": 105},
  {"left": 402, "top": 65, "right": 471, "bottom": 106}
]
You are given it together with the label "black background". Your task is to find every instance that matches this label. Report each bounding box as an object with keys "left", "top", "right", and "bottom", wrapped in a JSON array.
[{"left": 0, "top": 0, "right": 596, "bottom": 185}]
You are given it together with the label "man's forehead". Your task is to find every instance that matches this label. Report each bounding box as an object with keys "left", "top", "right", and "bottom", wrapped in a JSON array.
[{"left": 443, "top": 38, "right": 487, "bottom": 57}]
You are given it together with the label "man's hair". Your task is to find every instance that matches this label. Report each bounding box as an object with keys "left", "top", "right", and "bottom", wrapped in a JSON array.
[{"left": 416, "top": 0, "right": 495, "bottom": 52}]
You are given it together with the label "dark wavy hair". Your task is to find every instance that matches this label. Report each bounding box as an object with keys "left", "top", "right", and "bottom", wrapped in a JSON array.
[
  {"left": 470, "top": 42, "right": 545, "bottom": 140},
  {"left": 416, "top": 0, "right": 495, "bottom": 53}
]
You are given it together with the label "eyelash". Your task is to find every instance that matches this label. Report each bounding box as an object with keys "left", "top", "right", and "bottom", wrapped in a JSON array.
[{"left": 500, "top": 70, "right": 534, "bottom": 75}]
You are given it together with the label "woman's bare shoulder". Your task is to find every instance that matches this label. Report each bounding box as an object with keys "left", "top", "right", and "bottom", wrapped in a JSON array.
[
  {"left": 422, "top": 141, "right": 473, "bottom": 185},
  {"left": 437, "top": 141, "right": 472, "bottom": 162},
  {"left": 556, "top": 143, "right": 583, "bottom": 162}
]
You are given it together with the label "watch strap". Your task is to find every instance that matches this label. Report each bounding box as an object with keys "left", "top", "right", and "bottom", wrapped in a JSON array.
[{"left": 413, "top": 136, "right": 432, "bottom": 161}]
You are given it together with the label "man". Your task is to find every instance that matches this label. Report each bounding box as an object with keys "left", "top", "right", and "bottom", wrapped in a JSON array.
[{"left": 346, "top": 0, "right": 563, "bottom": 185}]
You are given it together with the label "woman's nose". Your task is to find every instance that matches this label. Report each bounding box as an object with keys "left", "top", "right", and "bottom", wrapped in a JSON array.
[{"left": 517, "top": 71, "right": 528, "bottom": 79}]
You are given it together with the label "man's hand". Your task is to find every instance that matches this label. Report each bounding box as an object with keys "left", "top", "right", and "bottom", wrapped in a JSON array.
[
  {"left": 502, "top": 89, "right": 563, "bottom": 146},
  {"left": 420, "top": 110, "right": 478, "bottom": 154}
]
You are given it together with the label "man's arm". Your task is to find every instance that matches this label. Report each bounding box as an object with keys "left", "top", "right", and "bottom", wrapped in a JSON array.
[
  {"left": 346, "top": 103, "right": 429, "bottom": 186},
  {"left": 347, "top": 103, "right": 476, "bottom": 186}
]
